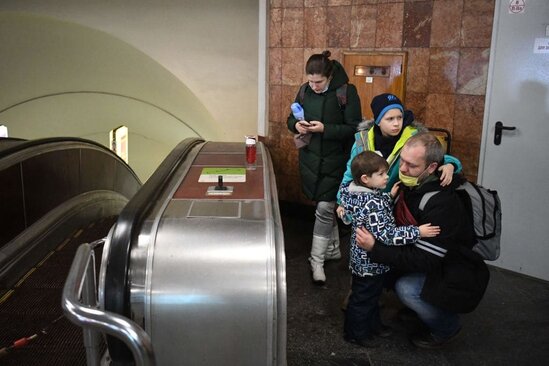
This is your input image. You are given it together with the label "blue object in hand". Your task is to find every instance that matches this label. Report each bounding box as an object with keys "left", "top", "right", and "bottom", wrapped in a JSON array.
[
  {"left": 342, "top": 213, "right": 352, "bottom": 226},
  {"left": 291, "top": 103, "right": 304, "bottom": 120}
]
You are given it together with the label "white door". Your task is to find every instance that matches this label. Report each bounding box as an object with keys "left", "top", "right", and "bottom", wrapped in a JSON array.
[{"left": 479, "top": 0, "right": 549, "bottom": 280}]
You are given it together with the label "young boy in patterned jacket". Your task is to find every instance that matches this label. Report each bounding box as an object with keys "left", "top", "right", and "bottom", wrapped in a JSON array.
[{"left": 337, "top": 150, "right": 440, "bottom": 347}]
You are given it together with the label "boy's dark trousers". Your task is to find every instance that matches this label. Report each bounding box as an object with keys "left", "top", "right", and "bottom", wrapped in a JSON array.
[{"left": 344, "top": 273, "right": 385, "bottom": 341}]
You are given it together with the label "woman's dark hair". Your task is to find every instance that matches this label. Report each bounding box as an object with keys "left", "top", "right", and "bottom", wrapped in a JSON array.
[
  {"left": 305, "top": 50, "right": 334, "bottom": 78},
  {"left": 351, "top": 151, "right": 389, "bottom": 186}
]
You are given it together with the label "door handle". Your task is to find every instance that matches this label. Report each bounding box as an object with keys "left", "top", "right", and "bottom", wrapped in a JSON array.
[{"left": 494, "top": 121, "right": 516, "bottom": 145}]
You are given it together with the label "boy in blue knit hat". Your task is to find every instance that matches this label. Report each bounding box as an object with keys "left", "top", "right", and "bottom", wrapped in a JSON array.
[
  {"left": 338, "top": 93, "right": 463, "bottom": 198},
  {"left": 337, "top": 93, "right": 463, "bottom": 228}
]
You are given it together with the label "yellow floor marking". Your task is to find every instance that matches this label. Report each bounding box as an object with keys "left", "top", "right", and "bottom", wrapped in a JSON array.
[
  {"left": 73, "top": 229, "right": 84, "bottom": 238},
  {"left": 14, "top": 267, "right": 36, "bottom": 287},
  {"left": 1, "top": 222, "right": 109, "bottom": 307},
  {"left": 36, "top": 251, "right": 55, "bottom": 268},
  {"left": 56, "top": 238, "right": 71, "bottom": 251},
  {"left": 0, "top": 289, "right": 15, "bottom": 304}
]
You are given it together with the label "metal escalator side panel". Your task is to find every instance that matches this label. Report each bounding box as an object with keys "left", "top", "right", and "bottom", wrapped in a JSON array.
[
  {"left": 101, "top": 137, "right": 204, "bottom": 363},
  {"left": 141, "top": 141, "right": 286, "bottom": 365},
  {"left": 149, "top": 202, "right": 270, "bottom": 365},
  {"left": 263, "top": 144, "right": 287, "bottom": 366}
]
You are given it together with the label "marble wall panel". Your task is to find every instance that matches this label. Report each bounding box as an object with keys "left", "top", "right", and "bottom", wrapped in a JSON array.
[
  {"left": 305, "top": 0, "right": 327, "bottom": 6},
  {"left": 283, "top": 84, "right": 301, "bottom": 116},
  {"left": 463, "top": 0, "right": 494, "bottom": 15},
  {"left": 403, "top": 0, "right": 433, "bottom": 48},
  {"left": 283, "top": 0, "right": 304, "bottom": 7},
  {"left": 430, "top": 0, "right": 463, "bottom": 48},
  {"left": 328, "top": 0, "right": 352, "bottom": 6},
  {"left": 404, "top": 91, "right": 428, "bottom": 123},
  {"left": 375, "top": 2, "right": 404, "bottom": 48},
  {"left": 451, "top": 140, "right": 479, "bottom": 181},
  {"left": 282, "top": 134, "right": 298, "bottom": 154},
  {"left": 428, "top": 48, "right": 459, "bottom": 93},
  {"left": 269, "top": 47, "right": 282, "bottom": 84},
  {"left": 282, "top": 48, "right": 305, "bottom": 85},
  {"left": 282, "top": 8, "right": 305, "bottom": 47},
  {"left": 405, "top": 47, "right": 430, "bottom": 93},
  {"left": 453, "top": 94, "right": 485, "bottom": 143},
  {"left": 457, "top": 48, "right": 490, "bottom": 95},
  {"left": 270, "top": 8, "right": 283, "bottom": 47},
  {"left": 305, "top": 7, "right": 328, "bottom": 48},
  {"left": 353, "top": 0, "right": 378, "bottom": 5},
  {"left": 327, "top": 6, "right": 352, "bottom": 48},
  {"left": 461, "top": 14, "right": 493, "bottom": 48},
  {"left": 265, "top": 120, "right": 282, "bottom": 146},
  {"left": 269, "top": 84, "right": 283, "bottom": 123},
  {"left": 271, "top": 122, "right": 299, "bottom": 154},
  {"left": 425, "top": 93, "right": 455, "bottom": 134},
  {"left": 271, "top": 0, "right": 283, "bottom": 8},
  {"left": 350, "top": 5, "right": 377, "bottom": 49}
]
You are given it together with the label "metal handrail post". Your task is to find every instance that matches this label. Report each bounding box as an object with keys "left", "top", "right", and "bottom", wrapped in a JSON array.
[
  {"left": 81, "top": 249, "right": 101, "bottom": 366},
  {"left": 62, "top": 242, "right": 155, "bottom": 366}
]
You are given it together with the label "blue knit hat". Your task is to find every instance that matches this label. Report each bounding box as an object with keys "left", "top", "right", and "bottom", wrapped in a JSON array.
[{"left": 371, "top": 93, "right": 404, "bottom": 125}]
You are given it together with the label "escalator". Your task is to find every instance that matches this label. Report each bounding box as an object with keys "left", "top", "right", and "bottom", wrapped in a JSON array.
[
  {"left": 0, "top": 218, "right": 115, "bottom": 365},
  {"left": 0, "top": 137, "right": 141, "bottom": 289},
  {"left": 0, "top": 137, "right": 142, "bottom": 365},
  {"left": 0, "top": 137, "right": 287, "bottom": 365},
  {"left": 63, "top": 138, "right": 286, "bottom": 366}
]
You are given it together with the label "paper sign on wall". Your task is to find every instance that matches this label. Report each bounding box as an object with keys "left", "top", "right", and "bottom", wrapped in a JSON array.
[{"left": 533, "top": 38, "right": 549, "bottom": 54}]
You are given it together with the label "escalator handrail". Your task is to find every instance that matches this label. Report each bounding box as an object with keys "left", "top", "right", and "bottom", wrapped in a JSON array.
[
  {"left": 0, "top": 137, "right": 139, "bottom": 180},
  {"left": 0, "top": 136, "right": 107, "bottom": 159},
  {"left": 103, "top": 137, "right": 204, "bottom": 361}
]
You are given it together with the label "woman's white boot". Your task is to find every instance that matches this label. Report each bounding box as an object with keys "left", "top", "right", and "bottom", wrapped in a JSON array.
[{"left": 309, "top": 235, "right": 331, "bottom": 284}]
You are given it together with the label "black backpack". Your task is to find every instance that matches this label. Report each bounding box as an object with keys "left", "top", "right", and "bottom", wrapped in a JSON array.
[{"left": 419, "top": 181, "right": 502, "bottom": 261}]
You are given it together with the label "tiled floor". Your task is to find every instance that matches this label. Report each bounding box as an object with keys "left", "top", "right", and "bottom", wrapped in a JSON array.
[{"left": 281, "top": 201, "right": 549, "bottom": 366}]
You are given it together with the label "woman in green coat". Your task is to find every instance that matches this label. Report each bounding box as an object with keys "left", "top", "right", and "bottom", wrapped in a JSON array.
[{"left": 287, "top": 50, "right": 362, "bottom": 284}]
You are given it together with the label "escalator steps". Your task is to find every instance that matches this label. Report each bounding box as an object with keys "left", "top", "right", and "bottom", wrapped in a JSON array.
[{"left": 0, "top": 217, "right": 115, "bottom": 366}]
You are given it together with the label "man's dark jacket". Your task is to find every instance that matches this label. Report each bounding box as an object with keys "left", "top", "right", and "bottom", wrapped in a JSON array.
[{"left": 369, "top": 175, "right": 490, "bottom": 313}]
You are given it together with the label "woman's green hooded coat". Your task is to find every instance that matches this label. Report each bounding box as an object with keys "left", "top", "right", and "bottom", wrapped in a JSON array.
[{"left": 287, "top": 61, "right": 362, "bottom": 201}]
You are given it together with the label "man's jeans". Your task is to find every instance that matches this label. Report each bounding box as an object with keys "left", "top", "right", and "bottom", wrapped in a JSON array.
[{"left": 395, "top": 273, "right": 461, "bottom": 340}]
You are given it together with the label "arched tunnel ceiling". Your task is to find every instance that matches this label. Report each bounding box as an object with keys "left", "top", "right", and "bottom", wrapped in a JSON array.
[
  {"left": 0, "top": 12, "right": 220, "bottom": 180},
  {"left": 0, "top": 12, "right": 218, "bottom": 137}
]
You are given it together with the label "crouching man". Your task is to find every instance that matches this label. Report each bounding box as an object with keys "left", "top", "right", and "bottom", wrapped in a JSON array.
[{"left": 356, "top": 133, "right": 489, "bottom": 349}]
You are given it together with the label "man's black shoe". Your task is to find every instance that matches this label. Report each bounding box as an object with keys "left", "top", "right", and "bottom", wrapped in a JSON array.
[
  {"left": 411, "top": 327, "right": 462, "bottom": 349},
  {"left": 374, "top": 324, "right": 393, "bottom": 338},
  {"left": 344, "top": 335, "right": 381, "bottom": 348}
]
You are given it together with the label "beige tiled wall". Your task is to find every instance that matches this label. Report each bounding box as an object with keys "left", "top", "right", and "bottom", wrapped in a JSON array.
[{"left": 266, "top": 0, "right": 495, "bottom": 203}]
